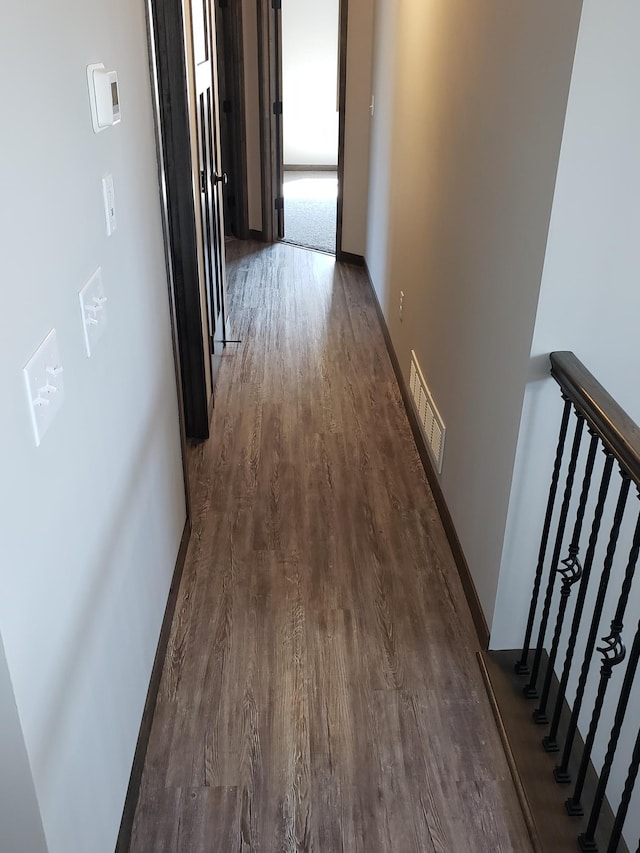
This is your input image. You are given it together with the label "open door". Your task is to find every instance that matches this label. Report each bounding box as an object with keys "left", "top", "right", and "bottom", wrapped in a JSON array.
[
  {"left": 256, "top": 0, "right": 284, "bottom": 242},
  {"left": 146, "top": 0, "right": 227, "bottom": 439},
  {"left": 192, "top": 0, "right": 227, "bottom": 389},
  {"left": 215, "top": 0, "right": 250, "bottom": 239}
]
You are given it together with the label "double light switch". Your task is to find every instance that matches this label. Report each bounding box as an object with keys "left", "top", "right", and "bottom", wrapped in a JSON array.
[
  {"left": 79, "top": 267, "right": 108, "bottom": 357},
  {"left": 23, "top": 329, "right": 65, "bottom": 447}
]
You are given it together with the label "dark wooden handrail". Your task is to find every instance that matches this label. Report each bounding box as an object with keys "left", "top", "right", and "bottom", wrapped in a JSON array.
[{"left": 550, "top": 351, "right": 640, "bottom": 488}]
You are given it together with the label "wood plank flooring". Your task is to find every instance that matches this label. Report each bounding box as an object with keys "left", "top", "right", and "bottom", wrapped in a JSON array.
[{"left": 129, "top": 240, "right": 532, "bottom": 852}]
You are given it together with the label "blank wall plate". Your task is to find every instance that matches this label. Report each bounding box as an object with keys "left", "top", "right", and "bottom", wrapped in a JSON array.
[
  {"left": 23, "top": 329, "right": 65, "bottom": 447},
  {"left": 79, "top": 268, "right": 108, "bottom": 357}
]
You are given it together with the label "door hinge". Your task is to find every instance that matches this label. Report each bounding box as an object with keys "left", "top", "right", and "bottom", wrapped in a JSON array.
[
  {"left": 272, "top": 101, "right": 283, "bottom": 116},
  {"left": 223, "top": 99, "right": 232, "bottom": 114},
  {"left": 272, "top": 0, "right": 281, "bottom": 9},
  {"left": 200, "top": 170, "right": 206, "bottom": 194},
  {"left": 275, "top": 197, "right": 284, "bottom": 211},
  {"left": 209, "top": 335, "right": 214, "bottom": 354}
]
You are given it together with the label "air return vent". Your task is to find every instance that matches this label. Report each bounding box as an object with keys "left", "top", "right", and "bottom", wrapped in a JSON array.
[{"left": 409, "top": 351, "right": 446, "bottom": 473}]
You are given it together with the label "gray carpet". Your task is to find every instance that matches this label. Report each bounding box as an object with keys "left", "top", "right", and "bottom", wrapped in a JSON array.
[{"left": 283, "top": 172, "right": 337, "bottom": 254}]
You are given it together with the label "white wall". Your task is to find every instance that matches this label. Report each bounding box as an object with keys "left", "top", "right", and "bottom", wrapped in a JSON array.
[
  {"left": 0, "top": 635, "right": 48, "bottom": 853},
  {"left": 341, "top": 0, "right": 375, "bottom": 256},
  {"left": 365, "top": 0, "right": 397, "bottom": 290},
  {"left": 366, "top": 0, "right": 581, "bottom": 625},
  {"left": 0, "top": 0, "right": 186, "bottom": 850},
  {"left": 282, "top": 0, "right": 339, "bottom": 166}
]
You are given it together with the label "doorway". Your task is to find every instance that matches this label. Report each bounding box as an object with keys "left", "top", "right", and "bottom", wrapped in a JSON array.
[
  {"left": 260, "top": 0, "right": 348, "bottom": 255},
  {"left": 214, "top": 0, "right": 348, "bottom": 255},
  {"left": 281, "top": 0, "right": 340, "bottom": 254}
]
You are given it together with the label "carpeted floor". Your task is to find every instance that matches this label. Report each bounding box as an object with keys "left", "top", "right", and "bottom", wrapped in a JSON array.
[{"left": 283, "top": 170, "right": 337, "bottom": 254}]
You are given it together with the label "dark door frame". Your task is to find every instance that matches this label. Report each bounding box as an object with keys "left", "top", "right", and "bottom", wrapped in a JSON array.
[
  {"left": 145, "top": 0, "right": 212, "bottom": 441},
  {"left": 335, "top": 0, "right": 349, "bottom": 259}
]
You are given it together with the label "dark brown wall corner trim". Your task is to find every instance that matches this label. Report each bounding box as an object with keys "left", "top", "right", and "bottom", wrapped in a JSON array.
[
  {"left": 337, "top": 250, "right": 365, "bottom": 266},
  {"left": 115, "top": 518, "right": 191, "bottom": 852},
  {"left": 363, "top": 262, "right": 490, "bottom": 649}
]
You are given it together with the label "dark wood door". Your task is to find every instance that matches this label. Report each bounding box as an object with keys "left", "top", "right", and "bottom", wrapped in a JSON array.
[{"left": 192, "top": 0, "right": 227, "bottom": 390}]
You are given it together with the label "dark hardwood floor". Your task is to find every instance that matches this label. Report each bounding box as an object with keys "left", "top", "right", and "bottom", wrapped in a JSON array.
[{"left": 129, "top": 240, "right": 532, "bottom": 852}]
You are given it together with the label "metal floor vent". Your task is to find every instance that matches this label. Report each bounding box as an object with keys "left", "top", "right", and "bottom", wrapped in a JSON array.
[{"left": 409, "top": 351, "right": 446, "bottom": 473}]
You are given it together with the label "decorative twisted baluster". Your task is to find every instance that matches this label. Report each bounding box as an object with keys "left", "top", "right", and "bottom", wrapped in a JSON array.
[
  {"left": 543, "top": 449, "right": 615, "bottom": 753},
  {"left": 574, "top": 509, "right": 640, "bottom": 849},
  {"left": 606, "top": 723, "right": 640, "bottom": 853},
  {"left": 534, "top": 427, "right": 599, "bottom": 725},
  {"left": 566, "top": 632, "right": 626, "bottom": 817},
  {"left": 516, "top": 396, "right": 573, "bottom": 676},
  {"left": 525, "top": 410, "right": 584, "bottom": 698},
  {"left": 555, "top": 473, "right": 631, "bottom": 785}
]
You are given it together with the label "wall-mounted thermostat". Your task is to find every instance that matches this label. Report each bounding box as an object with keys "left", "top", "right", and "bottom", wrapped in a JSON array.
[{"left": 87, "top": 63, "right": 121, "bottom": 133}]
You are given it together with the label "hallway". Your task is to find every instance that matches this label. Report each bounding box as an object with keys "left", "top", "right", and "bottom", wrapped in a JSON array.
[{"left": 129, "top": 241, "right": 531, "bottom": 852}]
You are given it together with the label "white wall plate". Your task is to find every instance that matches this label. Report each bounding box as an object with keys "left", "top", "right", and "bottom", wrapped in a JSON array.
[
  {"left": 23, "top": 329, "right": 65, "bottom": 447},
  {"left": 79, "top": 267, "right": 108, "bottom": 357}
]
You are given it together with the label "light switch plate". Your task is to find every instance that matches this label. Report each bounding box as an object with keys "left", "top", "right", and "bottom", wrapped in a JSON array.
[
  {"left": 79, "top": 267, "right": 108, "bottom": 357},
  {"left": 23, "top": 329, "right": 65, "bottom": 447},
  {"left": 102, "top": 174, "right": 117, "bottom": 235}
]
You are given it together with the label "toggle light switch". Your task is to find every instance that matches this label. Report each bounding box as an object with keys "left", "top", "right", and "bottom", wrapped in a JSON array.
[
  {"left": 23, "top": 329, "right": 65, "bottom": 447},
  {"left": 79, "top": 268, "right": 108, "bottom": 357}
]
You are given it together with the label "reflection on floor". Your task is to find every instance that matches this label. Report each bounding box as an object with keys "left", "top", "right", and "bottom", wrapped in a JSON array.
[{"left": 283, "top": 170, "right": 337, "bottom": 255}]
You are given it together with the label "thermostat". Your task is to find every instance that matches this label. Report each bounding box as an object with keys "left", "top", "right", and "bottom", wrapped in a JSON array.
[{"left": 87, "top": 63, "right": 121, "bottom": 133}]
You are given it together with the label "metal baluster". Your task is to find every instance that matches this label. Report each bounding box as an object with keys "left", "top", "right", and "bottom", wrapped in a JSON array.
[
  {"left": 579, "top": 612, "right": 640, "bottom": 849},
  {"left": 543, "top": 449, "right": 615, "bottom": 753},
  {"left": 574, "top": 509, "right": 640, "bottom": 847},
  {"left": 534, "top": 427, "right": 599, "bottom": 725},
  {"left": 556, "top": 473, "right": 631, "bottom": 786},
  {"left": 516, "top": 396, "right": 573, "bottom": 676},
  {"left": 525, "top": 410, "right": 584, "bottom": 698},
  {"left": 606, "top": 725, "right": 640, "bottom": 853}
]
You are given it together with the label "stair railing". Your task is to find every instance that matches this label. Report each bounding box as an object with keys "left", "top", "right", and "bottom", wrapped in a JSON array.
[{"left": 515, "top": 351, "right": 640, "bottom": 853}]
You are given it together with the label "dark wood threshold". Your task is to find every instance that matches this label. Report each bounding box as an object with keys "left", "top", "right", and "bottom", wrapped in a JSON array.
[
  {"left": 337, "top": 251, "right": 365, "bottom": 267},
  {"left": 284, "top": 164, "right": 338, "bottom": 171},
  {"left": 363, "top": 263, "right": 489, "bottom": 648},
  {"left": 478, "top": 649, "right": 627, "bottom": 853},
  {"left": 115, "top": 518, "right": 191, "bottom": 852}
]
